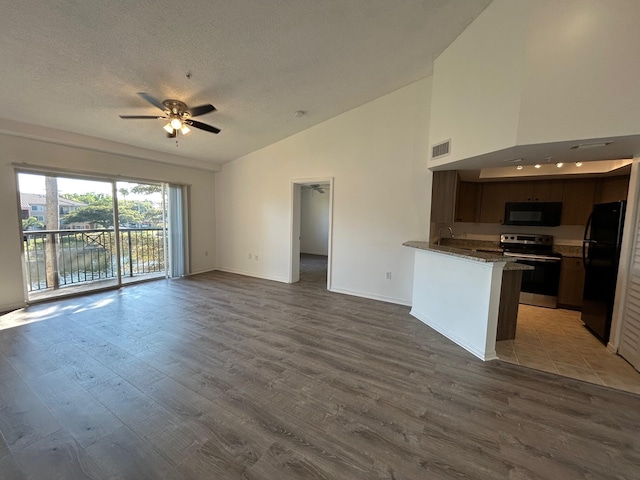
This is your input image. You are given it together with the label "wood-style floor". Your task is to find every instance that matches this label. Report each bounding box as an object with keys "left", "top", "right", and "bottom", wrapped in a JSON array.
[{"left": 1, "top": 255, "right": 640, "bottom": 479}]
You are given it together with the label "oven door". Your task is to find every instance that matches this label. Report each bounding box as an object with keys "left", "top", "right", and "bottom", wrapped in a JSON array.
[{"left": 504, "top": 253, "right": 561, "bottom": 308}]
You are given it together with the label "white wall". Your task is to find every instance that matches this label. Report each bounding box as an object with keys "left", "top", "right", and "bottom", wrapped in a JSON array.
[
  {"left": 516, "top": 0, "right": 640, "bottom": 144},
  {"left": 215, "top": 78, "right": 432, "bottom": 305},
  {"left": 0, "top": 133, "right": 217, "bottom": 312},
  {"left": 429, "top": 0, "right": 530, "bottom": 167},
  {"left": 300, "top": 187, "right": 329, "bottom": 256},
  {"left": 409, "top": 248, "right": 503, "bottom": 361},
  {"left": 429, "top": 0, "right": 640, "bottom": 167}
]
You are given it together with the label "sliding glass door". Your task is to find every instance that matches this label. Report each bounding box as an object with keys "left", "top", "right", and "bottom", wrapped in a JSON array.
[
  {"left": 17, "top": 171, "right": 180, "bottom": 302},
  {"left": 116, "top": 181, "right": 168, "bottom": 284}
]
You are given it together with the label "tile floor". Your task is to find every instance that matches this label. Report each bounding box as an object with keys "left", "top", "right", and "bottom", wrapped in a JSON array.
[{"left": 496, "top": 304, "right": 640, "bottom": 395}]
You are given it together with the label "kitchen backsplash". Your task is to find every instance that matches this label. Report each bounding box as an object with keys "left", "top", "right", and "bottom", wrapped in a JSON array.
[{"left": 433, "top": 222, "right": 585, "bottom": 246}]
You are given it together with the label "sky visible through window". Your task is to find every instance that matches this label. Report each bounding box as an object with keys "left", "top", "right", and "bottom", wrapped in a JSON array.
[{"left": 18, "top": 173, "right": 162, "bottom": 202}]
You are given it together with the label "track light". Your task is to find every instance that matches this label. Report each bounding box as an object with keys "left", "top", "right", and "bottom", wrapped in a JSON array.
[
  {"left": 516, "top": 165, "right": 523, "bottom": 170},
  {"left": 534, "top": 164, "right": 541, "bottom": 169},
  {"left": 556, "top": 162, "right": 563, "bottom": 168},
  {"left": 575, "top": 162, "right": 583, "bottom": 167}
]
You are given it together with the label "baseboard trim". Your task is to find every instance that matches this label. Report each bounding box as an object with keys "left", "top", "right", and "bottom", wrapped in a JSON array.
[
  {"left": 0, "top": 301, "right": 28, "bottom": 315},
  {"left": 410, "top": 308, "right": 496, "bottom": 361},
  {"left": 214, "top": 267, "right": 289, "bottom": 284},
  {"left": 329, "top": 287, "right": 412, "bottom": 307},
  {"left": 188, "top": 268, "right": 218, "bottom": 276}
]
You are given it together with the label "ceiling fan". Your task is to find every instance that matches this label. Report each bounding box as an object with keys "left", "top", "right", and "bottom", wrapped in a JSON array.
[
  {"left": 119, "top": 92, "right": 220, "bottom": 138},
  {"left": 304, "top": 184, "right": 326, "bottom": 194}
]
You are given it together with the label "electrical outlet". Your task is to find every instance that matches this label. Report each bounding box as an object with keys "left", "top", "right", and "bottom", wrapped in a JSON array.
[
  {"left": 386, "top": 271, "right": 392, "bottom": 280},
  {"left": 248, "top": 253, "right": 252, "bottom": 260},
  {"left": 205, "top": 251, "right": 208, "bottom": 256},
  {"left": 255, "top": 254, "right": 259, "bottom": 260}
]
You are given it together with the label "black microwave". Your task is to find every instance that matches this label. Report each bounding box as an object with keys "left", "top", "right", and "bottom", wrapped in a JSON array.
[{"left": 504, "top": 202, "right": 562, "bottom": 226}]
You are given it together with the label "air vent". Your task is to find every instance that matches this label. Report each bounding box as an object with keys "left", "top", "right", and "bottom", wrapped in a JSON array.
[{"left": 432, "top": 139, "right": 451, "bottom": 159}]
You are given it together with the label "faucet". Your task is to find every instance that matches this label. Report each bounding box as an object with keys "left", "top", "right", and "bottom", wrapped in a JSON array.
[{"left": 436, "top": 226, "right": 455, "bottom": 245}]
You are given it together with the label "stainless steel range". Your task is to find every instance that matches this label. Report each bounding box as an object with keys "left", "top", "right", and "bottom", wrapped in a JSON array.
[{"left": 500, "top": 233, "right": 562, "bottom": 309}]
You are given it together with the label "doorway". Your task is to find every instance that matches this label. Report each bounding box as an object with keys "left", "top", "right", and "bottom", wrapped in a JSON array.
[{"left": 290, "top": 178, "right": 333, "bottom": 288}]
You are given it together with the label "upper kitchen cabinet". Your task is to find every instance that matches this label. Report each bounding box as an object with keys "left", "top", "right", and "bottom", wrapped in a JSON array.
[
  {"left": 561, "top": 179, "right": 597, "bottom": 226},
  {"left": 478, "top": 180, "right": 562, "bottom": 223},
  {"left": 528, "top": 181, "right": 563, "bottom": 202},
  {"left": 479, "top": 182, "right": 509, "bottom": 224},
  {"left": 430, "top": 171, "right": 459, "bottom": 224},
  {"left": 455, "top": 182, "right": 481, "bottom": 222},
  {"left": 597, "top": 176, "right": 630, "bottom": 204},
  {"left": 428, "top": 0, "right": 640, "bottom": 168}
]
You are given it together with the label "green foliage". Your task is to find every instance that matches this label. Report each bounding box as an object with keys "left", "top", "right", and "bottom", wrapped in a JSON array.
[
  {"left": 63, "top": 205, "right": 142, "bottom": 228},
  {"left": 22, "top": 216, "right": 44, "bottom": 230},
  {"left": 62, "top": 192, "right": 112, "bottom": 206},
  {"left": 131, "top": 184, "right": 162, "bottom": 195},
  {"left": 60, "top": 190, "right": 165, "bottom": 227}
]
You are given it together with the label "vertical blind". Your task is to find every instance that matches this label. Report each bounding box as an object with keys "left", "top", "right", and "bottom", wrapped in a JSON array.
[
  {"left": 619, "top": 182, "right": 640, "bottom": 371},
  {"left": 167, "top": 184, "right": 189, "bottom": 277}
]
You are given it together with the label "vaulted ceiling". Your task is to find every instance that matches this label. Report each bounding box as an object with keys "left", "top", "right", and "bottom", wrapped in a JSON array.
[{"left": 0, "top": 1, "right": 491, "bottom": 169}]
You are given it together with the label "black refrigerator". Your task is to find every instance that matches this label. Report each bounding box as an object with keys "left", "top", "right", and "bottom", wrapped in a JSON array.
[{"left": 582, "top": 201, "right": 626, "bottom": 344}]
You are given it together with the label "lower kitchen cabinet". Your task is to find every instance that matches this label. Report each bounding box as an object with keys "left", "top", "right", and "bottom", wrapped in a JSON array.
[{"left": 558, "top": 257, "right": 585, "bottom": 310}]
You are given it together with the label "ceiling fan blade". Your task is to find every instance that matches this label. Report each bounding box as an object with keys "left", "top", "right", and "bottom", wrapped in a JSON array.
[
  {"left": 137, "top": 92, "right": 166, "bottom": 111},
  {"left": 119, "top": 115, "right": 165, "bottom": 119},
  {"left": 187, "top": 104, "right": 216, "bottom": 117},
  {"left": 187, "top": 120, "right": 221, "bottom": 134}
]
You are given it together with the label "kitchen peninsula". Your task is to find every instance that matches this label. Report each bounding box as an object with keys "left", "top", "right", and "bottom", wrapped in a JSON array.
[{"left": 403, "top": 241, "right": 532, "bottom": 361}]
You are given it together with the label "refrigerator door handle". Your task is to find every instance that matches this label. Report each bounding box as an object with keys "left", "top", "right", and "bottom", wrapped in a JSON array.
[{"left": 583, "top": 211, "right": 594, "bottom": 268}]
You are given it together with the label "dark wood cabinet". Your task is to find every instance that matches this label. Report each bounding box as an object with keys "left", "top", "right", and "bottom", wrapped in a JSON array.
[
  {"left": 479, "top": 182, "right": 509, "bottom": 224},
  {"left": 496, "top": 270, "right": 523, "bottom": 341},
  {"left": 529, "top": 180, "right": 564, "bottom": 202},
  {"left": 558, "top": 257, "right": 585, "bottom": 310},
  {"left": 455, "top": 182, "right": 481, "bottom": 222},
  {"left": 430, "top": 171, "right": 459, "bottom": 224},
  {"left": 432, "top": 171, "right": 629, "bottom": 226},
  {"left": 597, "top": 176, "right": 629, "bottom": 203},
  {"left": 561, "top": 179, "right": 597, "bottom": 225}
]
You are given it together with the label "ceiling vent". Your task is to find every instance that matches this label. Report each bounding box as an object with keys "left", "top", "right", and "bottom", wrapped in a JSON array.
[{"left": 431, "top": 139, "right": 451, "bottom": 159}]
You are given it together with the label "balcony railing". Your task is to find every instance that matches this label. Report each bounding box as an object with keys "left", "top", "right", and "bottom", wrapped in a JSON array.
[{"left": 23, "top": 228, "right": 166, "bottom": 293}]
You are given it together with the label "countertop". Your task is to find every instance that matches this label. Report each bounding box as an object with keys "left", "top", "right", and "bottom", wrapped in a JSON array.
[
  {"left": 552, "top": 245, "right": 582, "bottom": 258},
  {"left": 438, "top": 238, "right": 583, "bottom": 259},
  {"left": 403, "top": 241, "right": 533, "bottom": 271}
]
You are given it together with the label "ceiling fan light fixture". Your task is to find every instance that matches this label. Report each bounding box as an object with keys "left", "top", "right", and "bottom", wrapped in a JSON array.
[{"left": 120, "top": 93, "right": 220, "bottom": 137}]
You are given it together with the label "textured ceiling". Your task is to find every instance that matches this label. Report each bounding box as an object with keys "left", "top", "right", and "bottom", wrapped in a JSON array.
[{"left": 0, "top": 0, "right": 491, "bottom": 168}]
